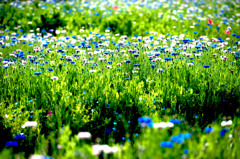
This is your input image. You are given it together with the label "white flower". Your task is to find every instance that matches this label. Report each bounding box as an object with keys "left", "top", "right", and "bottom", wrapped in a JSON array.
[
  {"left": 187, "top": 63, "right": 193, "bottom": 66},
  {"left": 51, "top": 76, "right": 59, "bottom": 80},
  {"left": 92, "top": 144, "right": 118, "bottom": 156},
  {"left": 99, "top": 58, "right": 105, "bottom": 61},
  {"left": 77, "top": 132, "right": 91, "bottom": 139},
  {"left": 57, "top": 144, "right": 62, "bottom": 149},
  {"left": 30, "top": 155, "right": 45, "bottom": 159},
  {"left": 221, "top": 120, "right": 232, "bottom": 127},
  {"left": 89, "top": 70, "right": 96, "bottom": 73},
  {"left": 22, "top": 121, "right": 37, "bottom": 128},
  {"left": 154, "top": 122, "right": 174, "bottom": 128}
]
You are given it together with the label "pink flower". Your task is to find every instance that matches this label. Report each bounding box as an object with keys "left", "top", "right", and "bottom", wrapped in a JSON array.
[
  {"left": 113, "top": 6, "right": 118, "bottom": 10},
  {"left": 47, "top": 111, "right": 52, "bottom": 116},
  {"left": 224, "top": 30, "right": 230, "bottom": 35}
]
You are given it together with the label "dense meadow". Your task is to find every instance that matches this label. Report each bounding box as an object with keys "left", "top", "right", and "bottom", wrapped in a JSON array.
[{"left": 1, "top": 0, "right": 240, "bottom": 158}]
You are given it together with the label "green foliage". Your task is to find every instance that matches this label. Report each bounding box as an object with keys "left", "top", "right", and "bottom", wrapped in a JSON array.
[{"left": 1, "top": 0, "right": 240, "bottom": 158}]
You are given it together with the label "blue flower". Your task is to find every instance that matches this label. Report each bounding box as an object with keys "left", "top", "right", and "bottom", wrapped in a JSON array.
[
  {"left": 169, "top": 119, "right": 181, "bottom": 124},
  {"left": 171, "top": 135, "right": 185, "bottom": 144},
  {"left": 6, "top": 141, "right": 19, "bottom": 147},
  {"left": 105, "top": 128, "right": 112, "bottom": 134},
  {"left": 34, "top": 72, "right": 41, "bottom": 75},
  {"left": 171, "top": 133, "right": 191, "bottom": 144},
  {"left": 220, "top": 128, "right": 229, "bottom": 137},
  {"left": 133, "top": 64, "right": 140, "bottom": 67},
  {"left": 125, "top": 60, "right": 131, "bottom": 63},
  {"left": 164, "top": 58, "right": 172, "bottom": 61},
  {"left": 182, "top": 133, "right": 192, "bottom": 139},
  {"left": 183, "top": 149, "right": 189, "bottom": 154},
  {"left": 14, "top": 134, "right": 26, "bottom": 140},
  {"left": 134, "top": 54, "right": 139, "bottom": 58},
  {"left": 204, "top": 127, "right": 214, "bottom": 133},
  {"left": 151, "top": 64, "right": 156, "bottom": 68},
  {"left": 203, "top": 65, "right": 210, "bottom": 68},
  {"left": 138, "top": 116, "right": 154, "bottom": 128},
  {"left": 160, "top": 141, "right": 174, "bottom": 148}
]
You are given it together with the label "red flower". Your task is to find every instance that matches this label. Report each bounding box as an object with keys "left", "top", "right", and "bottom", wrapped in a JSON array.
[
  {"left": 208, "top": 19, "right": 213, "bottom": 25},
  {"left": 216, "top": 23, "right": 219, "bottom": 26},
  {"left": 224, "top": 30, "right": 230, "bottom": 35},
  {"left": 113, "top": 6, "right": 118, "bottom": 10}
]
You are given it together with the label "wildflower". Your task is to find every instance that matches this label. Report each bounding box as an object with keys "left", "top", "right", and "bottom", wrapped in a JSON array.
[
  {"left": 133, "top": 64, "right": 140, "bottom": 67},
  {"left": 221, "top": 120, "right": 232, "bottom": 127},
  {"left": 220, "top": 56, "right": 228, "bottom": 61},
  {"left": 34, "top": 72, "right": 41, "bottom": 75},
  {"left": 22, "top": 121, "right": 37, "bottom": 128},
  {"left": 171, "top": 135, "right": 185, "bottom": 144},
  {"left": 29, "top": 155, "right": 46, "bottom": 159},
  {"left": 138, "top": 116, "right": 154, "bottom": 128},
  {"left": 89, "top": 70, "right": 96, "bottom": 73},
  {"left": 183, "top": 149, "right": 189, "bottom": 154},
  {"left": 113, "top": 6, "right": 118, "bottom": 10},
  {"left": 157, "top": 69, "right": 164, "bottom": 73},
  {"left": 203, "top": 65, "right": 210, "bottom": 68},
  {"left": 204, "top": 126, "right": 214, "bottom": 133},
  {"left": 154, "top": 122, "right": 174, "bottom": 128},
  {"left": 160, "top": 141, "right": 174, "bottom": 148},
  {"left": 208, "top": 19, "right": 213, "bottom": 25},
  {"left": 151, "top": 64, "right": 156, "bottom": 68},
  {"left": 47, "top": 111, "right": 52, "bottom": 116},
  {"left": 92, "top": 145, "right": 118, "bottom": 155},
  {"left": 169, "top": 119, "right": 181, "bottom": 124},
  {"left": 125, "top": 60, "right": 131, "bottom": 63},
  {"left": 6, "top": 141, "right": 19, "bottom": 147},
  {"left": 164, "top": 58, "right": 172, "bottom": 61},
  {"left": 51, "top": 76, "right": 59, "bottom": 80},
  {"left": 134, "top": 54, "right": 139, "bottom": 57},
  {"left": 99, "top": 58, "right": 105, "bottom": 61},
  {"left": 220, "top": 128, "right": 229, "bottom": 137},
  {"left": 224, "top": 30, "right": 230, "bottom": 35},
  {"left": 77, "top": 132, "right": 91, "bottom": 139},
  {"left": 14, "top": 134, "right": 26, "bottom": 140}
]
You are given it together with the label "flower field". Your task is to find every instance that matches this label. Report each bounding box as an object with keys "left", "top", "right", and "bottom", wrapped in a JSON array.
[{"left": 1, "top": 0, "right": 240, "bottom": 158}]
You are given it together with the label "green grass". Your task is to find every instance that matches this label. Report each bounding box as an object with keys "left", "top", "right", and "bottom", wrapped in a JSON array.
[{"left": 0, "top": 0, "right": 240, "bottom": 158}]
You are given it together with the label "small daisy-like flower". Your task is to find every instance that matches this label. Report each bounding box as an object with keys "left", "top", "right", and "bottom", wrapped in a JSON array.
[
  {"left": 51, "top": 76, "right": 59, "bottom": 80},
  {"left": 77, "top": 132, "right": 91, "bottom": 139}
]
